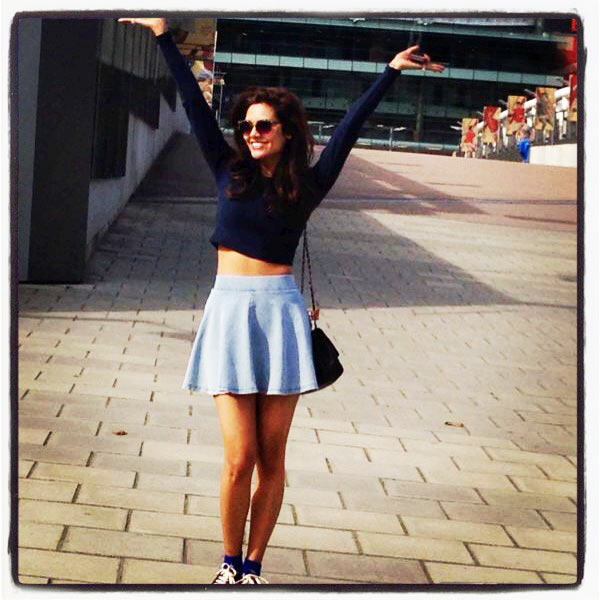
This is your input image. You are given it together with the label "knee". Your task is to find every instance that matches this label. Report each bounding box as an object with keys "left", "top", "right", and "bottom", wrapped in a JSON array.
[
  {"left": 223, "top": 448, "right": 256, "bottom": 483},
  {"left": 257, "top": 444, "right": 286, "bottom": 480}
]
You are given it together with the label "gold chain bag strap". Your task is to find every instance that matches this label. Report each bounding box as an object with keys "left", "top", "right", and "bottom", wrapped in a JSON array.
[{"left": 300, "top": 228, "right": 344, "bottom": 391}]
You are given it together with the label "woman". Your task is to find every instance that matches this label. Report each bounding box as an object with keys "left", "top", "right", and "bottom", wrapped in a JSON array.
[{"left": 119, "top": 17, "right": 444, "bottom": 585}]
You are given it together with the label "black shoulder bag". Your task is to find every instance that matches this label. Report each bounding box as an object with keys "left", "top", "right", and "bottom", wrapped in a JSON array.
[{"left": 300, "top": 229, "right": 344, "bottom": 391}]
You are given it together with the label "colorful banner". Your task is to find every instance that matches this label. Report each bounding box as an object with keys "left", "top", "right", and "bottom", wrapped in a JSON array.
[
  {"left": 535, "top": 87, "right": 556, "bottom": 132},
  {"left": 568, "top": 74, "right": 577, "bottom": 122},
  {"left": 506, "top": 95, "right": 526, "bottom": 136},
  {"left": 460, "top": 118, "right": 478, "bottom": 153},
  {"left": 171, "top": 18, "right": 217, "bottom": 107},
  {"left": 482, "top": 106, "right": 500, "bottom": 144}
]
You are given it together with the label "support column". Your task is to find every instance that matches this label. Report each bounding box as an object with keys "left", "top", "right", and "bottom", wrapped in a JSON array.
[{"left": 27, "top": 19, "right": 100, "bottom": 282}]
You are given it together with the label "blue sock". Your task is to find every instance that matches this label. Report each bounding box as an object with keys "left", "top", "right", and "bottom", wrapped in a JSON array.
[
  {"left": 223, "top": 553, "right": 243, "bottom": 578},
  {"left": 242, "top": 557, "right": 262, "bottom": 576}
]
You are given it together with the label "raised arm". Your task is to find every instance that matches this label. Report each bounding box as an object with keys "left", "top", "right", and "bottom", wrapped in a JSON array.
[
  {"left": 118, "top": 18, "right": 232, "bottom": 175},
  {"left": 312, "top": 45, "right": 444, "bottom": 195}
]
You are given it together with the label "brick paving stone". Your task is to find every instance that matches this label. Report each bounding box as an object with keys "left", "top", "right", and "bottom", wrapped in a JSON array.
[
  {"left": 18, "top": 460, "right": 34, "bottom": 478},
  {"left": 468, "top": 543, "right": 577, "bottom": 574},
  {"left": 316, "top": 429, "right": 403, "bottom": 450},
  {"left": 342, "top": 490, "right": 445, "bottom": 519},
  {"left": 355, "top": 422, "right": 437, "bottom": 441},
  {"left": 18, "top": 443, "right": 91, "bottom": 467},
  {"left": 425, "top": 562, "right": 543, "bottom": 584},
  {"left": 485, "top": 447, "right": 574, "bottom": 468},
  {"left": 18, "top": 415, "right": 98, "bottom": 436},
  {"left": 62, "top": 527, "right": 183, "bottom": 562},
  {"left": 18, "top": 479, "right": 77, "bottom": 503},
  {"left": 77, "top": 483, "right": 185, "bottom": 513},
  {"left": 540, "top": 573, "right": 578, "bottom": 583},
  {"left": 18, "top": 428, "right": 50, "bottom": 445},
  {"left": 136, "top": 472, "right": 219, "bottom": 496},
  {"left": 189, "top": 461, "right": 226, "bottom": 480},
  {"left": 91, "top": 452, "right": 187, "bottom": 477},
  {"left": 383, "top": 479, "right": 482, "bottom": 503},
  {"left": 97, "top": 421, "right": 188, "bottom": 443},
  {"left": 453, "top": 456, "right": 544, "bottom": 477},
  {"left": 506, "top": 525, "right": 577, "bottom": 552},
  {"left": 306, "top": 550, "right": 428, "bottom": 584},
  {"left": 401, "top": 439, "right": 491, "bottom": 459},
  {"left": 46, "top": 432, "right": 142, "bottom": 456},
  {"left": 283, "top": 486, "right": 343, "bottom": 508},
  {"left": 129, "top": 510, "right": 223, "bottom": 541},
  {"left": 329, "top": 456, "right": 424, "bottom": 481},
  {"left": 540, "top": 511, "right": 577, "bottom": 532},
  {"left": 20, "top": 499, "right": 128, "bottom": 530},
  {"left": 511, "top": 476, "right": 577, "bottom": 498},
  {"left": 19, "top": 548, "right": 119, "bottom": 583},
  {"left": 60, "top": 404, "right": 148, "bottom": 424},
  {"left": 420, "top": 467, "right": 514, "bottom": 491},
  {"left": 442, "top": 500, "right": 551, "bottom": 529},
  {"left": 479, "top": 489, "right": 576, "bottom": 513},
  {"left": 18, "top": 522, "right": 64, "bottom": 550},
  {"left": 285, "top": 470, "right": 385, "bottom": 495},
  {"left": 403, "top": 516, "right": 512, "bottom": 545},
  {"left": 141, "top": 440, "right": 221, "bottom": 462},
  {"left": 18, "top": 576, "right": 50, "bottom": 584},
  {"left": 365, "top": 448, "right": 458, "bottom": 471},
  {"left": 296, "top": 505, "right": 404, "bottom": 534},
  {"left": 19, "top": 400, "right": 63, "bottom": 418},
  {"left": 268, "top": 523, "right": 358, "bottom": 553},
  {"left": 433, "top": 432, "right": 519, "bottom": 449},
  {"left": 358, "top": 531, "right": 473, "bottom": 564},
  {"left": 121, "top": 558, "right": 215, "bottom": 584},
  {"left": 35, "top": 463, "right": 136, "bottom": 491}
]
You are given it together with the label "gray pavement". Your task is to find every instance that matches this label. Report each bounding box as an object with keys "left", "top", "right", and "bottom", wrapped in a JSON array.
[{"left": 17, "top": 137, "right": 578, "bottom": 585}]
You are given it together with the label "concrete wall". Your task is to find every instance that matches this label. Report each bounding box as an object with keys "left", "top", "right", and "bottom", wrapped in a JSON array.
[
  {"left": 17, "top": 18, "right": 41, "bottom": 280},
  {"left": 86, "top": 91, "right": 189, "bottom": 260},
  {"left": 530, "top": 143, "right": 577, "bottom": 167}
]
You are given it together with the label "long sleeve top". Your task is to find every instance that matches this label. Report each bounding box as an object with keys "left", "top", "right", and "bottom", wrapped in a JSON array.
[{"left": 156, "top": 30, "right": 400, "bottom": 265}]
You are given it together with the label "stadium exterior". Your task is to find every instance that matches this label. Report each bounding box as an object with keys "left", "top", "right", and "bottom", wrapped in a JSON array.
[{"left": 212, "top": 17, "right": 574, "bottom": 154}]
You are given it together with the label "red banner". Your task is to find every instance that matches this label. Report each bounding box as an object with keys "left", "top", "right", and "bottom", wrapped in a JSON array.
[
  {"left": 507, "top": 95, "right": 526, "bottom": 136},
  {"left": 482, "top": 106, "right": 500, "bottom": 144},
  {"left": 460, "top": 118, "right": 478, "bottom": 153},
  {"left": 568, "top": 74, "right": 577, "bottom": 122}
]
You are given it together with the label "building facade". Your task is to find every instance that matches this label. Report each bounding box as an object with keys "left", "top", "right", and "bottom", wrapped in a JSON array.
[
  {"left": 213, "top": 17, "right": 574, "bottom": 152},
  {"left": 16, "top": 17, "right": 188, "bottom": 283}
]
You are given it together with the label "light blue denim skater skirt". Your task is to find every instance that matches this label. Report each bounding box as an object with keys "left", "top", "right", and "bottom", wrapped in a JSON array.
[{"left": 182, "top": 274, "right": 318, "bottom": 395}]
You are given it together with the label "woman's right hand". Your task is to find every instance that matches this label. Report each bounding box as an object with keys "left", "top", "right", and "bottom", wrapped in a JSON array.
[{"left": 117, "top": 17, "right": 168, "bottom": 37}]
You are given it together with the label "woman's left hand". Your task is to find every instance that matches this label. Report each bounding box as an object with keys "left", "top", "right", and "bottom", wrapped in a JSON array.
[{"left": 389, "top": 45, "right": 445, "bottom": 72}]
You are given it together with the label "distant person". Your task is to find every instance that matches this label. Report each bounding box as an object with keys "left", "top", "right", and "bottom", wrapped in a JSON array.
[
  {"left": 518, "top": 127, "right": 531, "bottom": 163},
  {"left": 119, "top": 16, "right": 444, "bottom": 585}
]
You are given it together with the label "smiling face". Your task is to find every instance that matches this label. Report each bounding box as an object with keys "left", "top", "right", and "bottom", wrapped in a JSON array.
[{"left": 242, "top": 103, "right": 289, "bottom": 173}]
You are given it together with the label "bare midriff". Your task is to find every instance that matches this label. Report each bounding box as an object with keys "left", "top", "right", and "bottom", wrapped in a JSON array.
[{"left": 216, "top": 246, "right": 293, "bottom": 275}]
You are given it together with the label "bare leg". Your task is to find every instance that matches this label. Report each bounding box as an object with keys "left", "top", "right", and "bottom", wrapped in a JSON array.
[
  {"left": 214, "top": 393, "right": 258, "bottom": 556},
  {"left": 246, "top": 393, "right": 299, "bottom": 563}
]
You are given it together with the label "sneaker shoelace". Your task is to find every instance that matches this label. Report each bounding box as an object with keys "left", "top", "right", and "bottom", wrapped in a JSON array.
[
  {"left": 211, "top": 563, "right": 239, "bottom": 584},
  {"left": 240, "top": 573, "right": 268, "bottom": 584}
]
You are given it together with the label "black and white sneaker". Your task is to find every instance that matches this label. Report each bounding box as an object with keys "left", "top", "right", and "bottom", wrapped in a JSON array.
[
  {"left": 211, "top": 563, "right": 240, "bottom": 584},
  {"left": 239, "top": 573, "right": 268, "bottom": 584}
]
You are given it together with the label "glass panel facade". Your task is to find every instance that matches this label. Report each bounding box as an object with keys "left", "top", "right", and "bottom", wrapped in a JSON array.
[{"left": 213, "top": 18, "right": 573, "bottom": 149}]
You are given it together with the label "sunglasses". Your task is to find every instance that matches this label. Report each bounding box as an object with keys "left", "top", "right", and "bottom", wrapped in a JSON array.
[{"left": 237, "top": 119, "right": 280, "bottom": 135}]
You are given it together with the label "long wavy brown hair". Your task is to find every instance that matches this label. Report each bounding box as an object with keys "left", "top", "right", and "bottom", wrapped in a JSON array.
[{"left": 227, "top": 86, "right": 316, "bottom": 221}]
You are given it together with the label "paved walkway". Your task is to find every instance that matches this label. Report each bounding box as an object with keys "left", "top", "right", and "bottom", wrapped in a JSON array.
[{"left": 17, "top": 139, "right": 578, "bottom": 585}]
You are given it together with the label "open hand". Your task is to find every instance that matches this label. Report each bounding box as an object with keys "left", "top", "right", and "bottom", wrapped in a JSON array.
[
  {"left": 117, "top": 17, "right": 168, "bottom": 37},
  {"left": 389, "top": 45, "right": 445, "bottom": 72}
]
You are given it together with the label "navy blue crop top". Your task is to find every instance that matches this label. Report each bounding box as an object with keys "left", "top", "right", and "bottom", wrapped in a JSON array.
[{"left": 156, "top": 30, "right": 400, "bottom": 265}]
